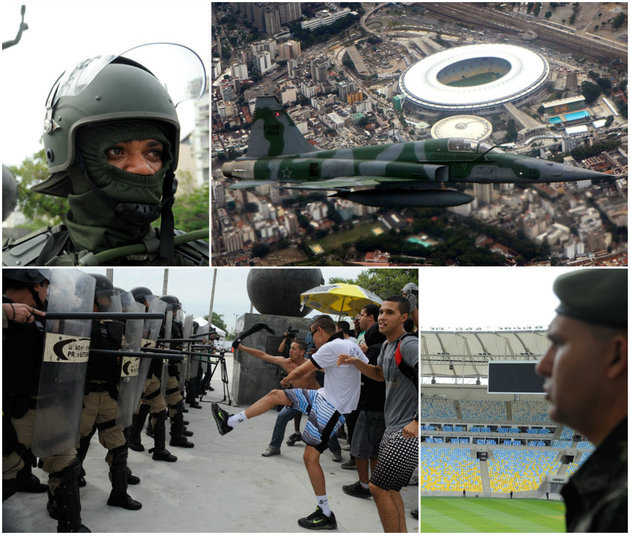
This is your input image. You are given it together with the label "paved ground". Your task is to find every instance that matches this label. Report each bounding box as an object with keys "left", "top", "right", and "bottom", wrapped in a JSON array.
[{"left": 3, "top": 355, "right": 418, "bottom": 533}]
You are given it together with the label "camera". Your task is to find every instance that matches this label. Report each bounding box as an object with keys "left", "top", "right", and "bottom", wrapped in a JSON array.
[{"left": 285, "top": 326, "right": 298, "bottom": 339}]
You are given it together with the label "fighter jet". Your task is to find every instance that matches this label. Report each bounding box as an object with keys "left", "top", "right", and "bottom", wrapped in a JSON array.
[{"left": 221, "top": 96, "right": 610, "bottom": 207}]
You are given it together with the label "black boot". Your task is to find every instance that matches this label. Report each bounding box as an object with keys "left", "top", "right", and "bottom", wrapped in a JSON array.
[
  {"left": 185, "top": 380, "right": 202, "bottom": 409},
  {"left": 106, "top": 446, "right": 142, "bottom": 511},
  {"left": 126, "top": 466, "right": 140, "bottom": 485},
  {"left": 16, "top": 459, "right": 48, "bottom": 493},
  {"left": 169, "top": 405, "right": 194, "bottom": 448},
  {"left": 148, "top": 411, "right": 177, "bottom": 462},
  {"left": 51, "top": 458, "right": 90, "bottom": 532},
  {"left": 128, "top": 405, "right": 149, "bottom": 452},
  {"left": 75, "top": 434, "right": 92, "bottom": 488},
  {"left": 3, "top": 479, "right": 17, "bottom": 501}
]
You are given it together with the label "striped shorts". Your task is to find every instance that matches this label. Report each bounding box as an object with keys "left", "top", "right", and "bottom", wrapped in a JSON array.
[
  {"left": 370, "top": 429, "right": 419, "bottom": 491},
  {"left": 284, "top": 389, "right": 345, "bottom": 453}
]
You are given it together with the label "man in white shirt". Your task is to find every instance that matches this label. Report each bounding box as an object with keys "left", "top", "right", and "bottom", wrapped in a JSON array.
[{"left": 212, "top": 315, "right": 368, "bottom": 530}]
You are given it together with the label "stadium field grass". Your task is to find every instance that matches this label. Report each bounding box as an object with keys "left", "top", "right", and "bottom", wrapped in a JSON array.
[{"left": 421, "top": 497, "right": 565, "bottom": 532}]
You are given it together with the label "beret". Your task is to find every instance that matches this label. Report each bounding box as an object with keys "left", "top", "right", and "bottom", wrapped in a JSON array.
[{"left": 554, "top": 269, "right": 627, "bottom": 329}]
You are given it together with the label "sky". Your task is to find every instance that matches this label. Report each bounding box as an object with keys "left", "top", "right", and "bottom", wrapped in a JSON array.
[
  {"left": 81, "top": 266, "right": 371, "bottom": 333},
  {"left": 419, "top": 266, "right": 579, "bottom": 331},
  {"left": 1, "top": 0, "right": 210, "bottom": 167},
  {"left": 70, "top": 266, "right": 586, "bottom": 335}
]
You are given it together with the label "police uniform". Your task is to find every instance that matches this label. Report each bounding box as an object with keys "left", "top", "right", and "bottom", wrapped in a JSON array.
[
  {"left": 3, "top": 280, "right": 88, "bottom": 532},
  {"left": 553, "top": 269, "right": 627, "bottom": 533},
  {"left": 77, "top": 317, "right": 141, "bottom": 510}
]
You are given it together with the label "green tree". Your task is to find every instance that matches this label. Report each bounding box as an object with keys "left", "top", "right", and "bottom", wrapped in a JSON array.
[
  {"left": 211, "top": 312, "right": 228, "bottom": 332},
  {"left": 581, "top": 80, "right": 601, "bottom": 104},
  {"left": 328, "top": 268, "right": 417, "bottom": 300},
  {"left": 171, "top": 182, "right": 209, "bottom": 232},
  {"left": 9, "top": 149, "right": 67, "bottom": 230}
]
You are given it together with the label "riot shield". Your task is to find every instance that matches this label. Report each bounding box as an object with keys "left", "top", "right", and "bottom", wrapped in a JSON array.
[
  {"left": 179, "top": 315, "right": 194, "bottom": 391},
  {"left": 135, "top": 297, "right": 167, "bottom": 408},
  {"left": 32, "top": 270, "right": 95, "bottom": 458},
  {"left": 190, "top": 322, "right": 208, "bottom": 382},
  {"left": 159, "top": 308, "right": 174, "bottom": 396},
  {"left": 116, "top": 291, "right": 144, "bottom": 428}
]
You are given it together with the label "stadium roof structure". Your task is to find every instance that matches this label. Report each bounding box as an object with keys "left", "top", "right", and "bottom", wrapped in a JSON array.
[
  {"left": 399, "top": 43, "right": 550, "bottom": 113},
  {"left": 421, "top": 330, "right": 549, "bottom": 382}
]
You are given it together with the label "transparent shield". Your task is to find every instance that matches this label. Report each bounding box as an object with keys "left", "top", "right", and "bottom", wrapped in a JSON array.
[
  {"left": 116, "top": 293, "right": 144, "bottom": 428},
  {"left": 32, "top": 270, "right": 96, "bottom": 458}
]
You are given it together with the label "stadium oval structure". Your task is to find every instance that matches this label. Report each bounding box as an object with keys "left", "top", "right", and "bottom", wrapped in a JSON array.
[{"left": 400, "top": 43, "right": 550, "bottom": 114}]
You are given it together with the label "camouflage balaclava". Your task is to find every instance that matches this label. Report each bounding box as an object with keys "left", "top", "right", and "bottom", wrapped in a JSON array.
[{"left": 65, "top": 121, "right": 173, "bottom": 253}]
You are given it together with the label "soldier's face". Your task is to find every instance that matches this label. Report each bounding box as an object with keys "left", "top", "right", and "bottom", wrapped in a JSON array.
[
  {"left": 34, "top": 281, "right": 49, "bottom": 306},
  {"left": 105, "top": 139, "right": 164, "bottom": 175},
  {"left": 536, "top": 315, "right": 610, "bottom": 432}
]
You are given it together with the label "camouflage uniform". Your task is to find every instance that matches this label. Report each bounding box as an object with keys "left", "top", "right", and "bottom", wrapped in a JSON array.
[{"left": 561, "top": 417, "right": 627, "bottom": 532}]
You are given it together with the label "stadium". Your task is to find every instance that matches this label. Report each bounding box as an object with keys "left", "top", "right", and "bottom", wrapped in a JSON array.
[
  {"left": 421, "top": 330, "right": 593, "bottom": 532},
  {"left": 400, "top": 43, "right": 550, "bottom": 114}
]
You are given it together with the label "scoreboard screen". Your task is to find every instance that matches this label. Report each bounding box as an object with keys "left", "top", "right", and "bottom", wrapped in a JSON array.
[{"left": 487, "top": 361, "right": 545, "bottom": 394}]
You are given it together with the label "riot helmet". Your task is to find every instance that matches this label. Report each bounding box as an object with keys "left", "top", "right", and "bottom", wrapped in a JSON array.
[
  {"left": 131, "top": 286, "right": 155, "bottom": 305},
  {"left": 89, "top": 273, "right": 119, "bottom": 311},
  {"left": 401, "top": 282, "right": 418, "bottom": 311},
  {"left": 3, "top": 165, "right": 18, "bottom": 221},
  {"left": 159, "top": 294, "right": 183, "bottom": 324},
  {"left": 33, "top": 43, "right": 206, "bottom": 260},
  {"left": 2, "top": 269, "right": 51, "bottom": 310}
]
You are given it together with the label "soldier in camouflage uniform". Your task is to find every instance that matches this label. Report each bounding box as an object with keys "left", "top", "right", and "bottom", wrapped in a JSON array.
[{"left": 536, "top": 269, "right": 627, "bottom": 532}]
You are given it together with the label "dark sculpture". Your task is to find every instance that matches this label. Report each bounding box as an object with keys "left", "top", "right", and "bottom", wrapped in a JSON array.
[{"left": 246, "top": 269, "right": 324, "bottom": 317}]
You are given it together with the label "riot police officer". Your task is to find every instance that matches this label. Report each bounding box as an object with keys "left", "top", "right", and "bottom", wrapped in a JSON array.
[
  {"left": 2, "top": 43, "right": 209, "bottom": 267},
  {"left": 3, "top": 269, "right": 90, "bottom": 532},
  {"left": 75, "top": 274, "right": 141, "bottom": 511},
  {"left": 159, "top": 295, "right": 194, "bottom": 449},
  {"left": 127, "top": 287, "right": 177, "bottom": 462}
]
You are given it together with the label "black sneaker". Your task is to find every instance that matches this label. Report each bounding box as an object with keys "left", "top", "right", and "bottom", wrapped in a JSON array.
[
  {"left": 286, "top": 432, "right": 303, "bottom": 446},
  {"left": 211, "top": 403, "right": 233, "bottom": 436},
  {"left": 297, "top": 507, "right": 337, "bottom": 530},
  {"left": 342, "top": 481, "right": 372, "bottom": 499}
]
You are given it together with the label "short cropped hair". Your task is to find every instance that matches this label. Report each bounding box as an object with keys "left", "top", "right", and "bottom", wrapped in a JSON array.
[
  {"left": 362, "top": 304, "right": 380, "bottom": 322},
  {"left": 382, "top": 295, "right": 410, "bottom": 315},
  {"left": 336, "top": 320, "right": 351, "bottom": 334},
  {"left": 311, "top": 315, "right": 336, "bottom": 335},
  {"left": 291, "top": 340, "right": 307, "bottom": 353}
]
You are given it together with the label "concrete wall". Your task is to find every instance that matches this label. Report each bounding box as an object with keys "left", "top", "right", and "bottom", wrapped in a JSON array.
[{"left": 232, "top": 313, "right": 313, "bottom": 406}]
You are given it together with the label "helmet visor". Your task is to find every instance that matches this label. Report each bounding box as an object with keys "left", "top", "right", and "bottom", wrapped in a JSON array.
[{"left": 47, "top": 42, "right": 206, "bottom": 110}]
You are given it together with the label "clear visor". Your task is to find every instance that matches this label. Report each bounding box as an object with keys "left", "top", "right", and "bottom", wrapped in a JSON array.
[
  {"left": 95, "top": 289, "right": 122, "bottom": 313},
  {"left": 46, "top": 42, "right": 207, "bottom": 110}
]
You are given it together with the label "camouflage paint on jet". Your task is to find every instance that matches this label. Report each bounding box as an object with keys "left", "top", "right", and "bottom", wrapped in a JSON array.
[{"left": 222, "top": 97, "right": 611, "bottom": 208}]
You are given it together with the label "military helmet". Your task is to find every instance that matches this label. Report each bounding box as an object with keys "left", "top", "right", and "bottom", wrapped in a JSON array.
[
  {"left": 159, "top": 295, "right": 181, "bottom": 311},
  {"left": 2, "top": 165, "right": 18, "bottom": 221},
  {"left": 36, "top": 56, "right": 180, "bottom": 197},
  {"left": 3, "top": 269, "right": 51, "bottom": 286},
  {"left": 89, "top": 273, "right": 114, "bottom": 293},
  {"left": 131, "top": 286, "right": 155, "bottom": 303}
]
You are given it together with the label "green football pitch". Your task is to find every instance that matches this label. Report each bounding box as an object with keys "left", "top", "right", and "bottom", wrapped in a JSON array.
[{"left": 421, "top": 497, "right": 565, "bottom": 532}]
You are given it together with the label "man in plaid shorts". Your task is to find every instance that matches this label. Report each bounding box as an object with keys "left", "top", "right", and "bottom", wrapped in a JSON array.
[
  {"left": 338, "top": 295, "right": 418, "bottom": 532},
  {"left": 212, "top": 315, "right": 368, "bottom": 530}
]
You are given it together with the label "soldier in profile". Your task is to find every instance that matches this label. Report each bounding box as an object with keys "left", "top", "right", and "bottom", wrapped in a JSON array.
[{"left": 536, "top": 269, "right": 627, "bottom": 532}]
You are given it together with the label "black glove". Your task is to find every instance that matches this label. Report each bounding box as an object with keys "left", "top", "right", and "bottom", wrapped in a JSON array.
[{"left": 232, "top": 323, "right": 275, "bottom": 350}]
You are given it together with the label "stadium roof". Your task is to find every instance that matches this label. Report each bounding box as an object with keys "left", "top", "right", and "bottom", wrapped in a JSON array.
[
  {"left": 400, "top": 43, "right": 550, "bottom": 112},
  {"left": 421, "top": 330, "right": 549, "bottom": 381}
]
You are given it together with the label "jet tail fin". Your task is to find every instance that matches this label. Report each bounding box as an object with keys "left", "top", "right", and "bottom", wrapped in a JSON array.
[{"left": 247, "top": 96, "right": 316, "bottom": 158}]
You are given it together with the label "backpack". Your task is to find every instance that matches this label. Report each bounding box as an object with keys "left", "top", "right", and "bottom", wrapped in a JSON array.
[{"left": 386, "top": 333, "right": 418, "bottom": 391}]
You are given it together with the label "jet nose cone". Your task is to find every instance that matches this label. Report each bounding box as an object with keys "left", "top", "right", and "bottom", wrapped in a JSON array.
[{"left": 559, "top": 164, "right": 612, "bottom": 182}]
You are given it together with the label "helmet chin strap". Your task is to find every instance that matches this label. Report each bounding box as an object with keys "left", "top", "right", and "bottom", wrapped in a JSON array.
[{"left": 159, "top": 170, "right": 177, "bottom": 261}]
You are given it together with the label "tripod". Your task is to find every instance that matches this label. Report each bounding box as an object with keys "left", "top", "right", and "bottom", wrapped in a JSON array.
[{"left": 200, "top": 352, "right": 231, "bottom": 405}]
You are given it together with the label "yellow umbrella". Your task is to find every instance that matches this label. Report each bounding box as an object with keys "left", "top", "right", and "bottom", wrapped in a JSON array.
[{"left": 300, "top": 283, "right": 383, "bottom": 317}]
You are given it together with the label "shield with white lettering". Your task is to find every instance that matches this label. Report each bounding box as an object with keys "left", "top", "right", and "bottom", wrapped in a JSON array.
[
  {"left": 115, "top": 291, "right": 145, "bottom": 428},
  {"left": 32, "top": 269, "right": 95, "bottom": 458}
]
